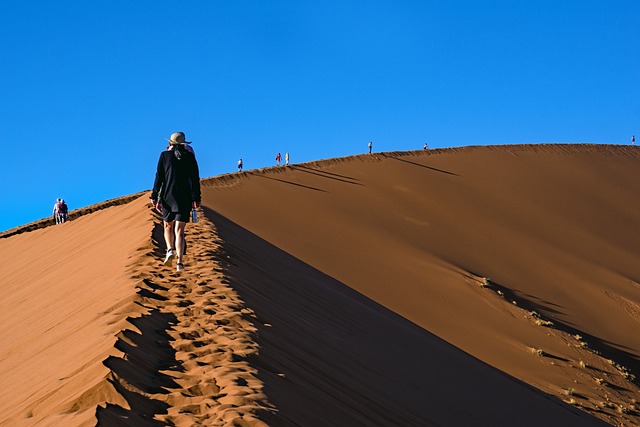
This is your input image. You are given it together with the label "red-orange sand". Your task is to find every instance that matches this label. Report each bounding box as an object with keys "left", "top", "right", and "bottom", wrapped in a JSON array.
[{"left": 1, "top": 144, "right": 638, "bottom": 426}]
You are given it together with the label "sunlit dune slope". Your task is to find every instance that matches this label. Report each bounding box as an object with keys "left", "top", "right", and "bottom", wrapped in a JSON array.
[{"left": 0, "top": 196, "right": 152, "bottom": 426}]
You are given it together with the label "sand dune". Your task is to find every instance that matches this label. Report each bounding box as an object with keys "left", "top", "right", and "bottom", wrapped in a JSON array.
[
  {"left": 201, "top": 144, "right": 640, "bottom": 425},
  {"left": 0, "top": 196, "right": 152, "bottom": 426},
  {"left": 1, "top": 144, "right": 638, "bottom": 426}
]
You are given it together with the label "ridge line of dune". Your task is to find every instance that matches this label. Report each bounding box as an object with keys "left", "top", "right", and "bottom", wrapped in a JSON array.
[
  {"left": 201, "top": 143, "right": 639, "bottom": 188},
  {"left": 92, "top": 207, "right": 272, "bottom": 426},
  {"left": 5, "top": 144, "right": 635, "bottom": 238},
  {"left": 0, "top": 192, "right": 148, "bottom": 239}
]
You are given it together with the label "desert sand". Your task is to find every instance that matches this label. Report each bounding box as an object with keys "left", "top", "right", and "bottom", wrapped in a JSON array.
[{"left": 1, "top": 144, "right": 638, "bottom": 426}]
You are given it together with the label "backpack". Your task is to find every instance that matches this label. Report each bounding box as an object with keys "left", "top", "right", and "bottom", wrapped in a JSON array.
[{"left": 58, "top": 202, "right": 67, "bottom": 214}]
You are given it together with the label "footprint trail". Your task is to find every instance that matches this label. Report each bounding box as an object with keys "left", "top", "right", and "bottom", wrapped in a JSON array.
[{"left": 97, "top": 209, "right": 271, "bottom": 426}]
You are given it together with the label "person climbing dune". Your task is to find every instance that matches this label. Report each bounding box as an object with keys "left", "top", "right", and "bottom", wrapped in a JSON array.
[
  {"left": 52, "top": 198, "right": 68, "bottom": 224},
  {"left": 150, "top": 131, "right": 201, "bottom": 272}
]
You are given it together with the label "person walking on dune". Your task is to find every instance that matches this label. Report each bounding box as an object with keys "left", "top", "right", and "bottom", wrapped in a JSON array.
[
  {"left": 285, "top": 152, "right": 290, "bottom": 165},
  {"left": 151, "top": 131, "right": 201, "bottom": 272},
  {"left": 166, "top": 140, "right": 196, "bottom": 255},
  {"left": 53, "top": 198, "right": 61, "bottom": 224},
  {"left": 58, "top": 199, "right": 68, "bottom": 223},
  {"left": 238, "top": 158, "right": 243, "bottom": 172},
  {"left": 633, "top": 135, "right": 636, "bottom": 145},
  {"left": 368, "top": 140, "right": 372, "bottom": 154},
  {"left": 276, "top": 152, "right": 281, "bottom": 166},
  {"left": 52, "top": 198, "right": 68, "bottom": 224}
]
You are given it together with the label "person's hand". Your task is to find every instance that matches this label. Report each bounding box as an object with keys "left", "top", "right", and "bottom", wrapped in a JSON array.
[
  {"left": 151, "top": 199, "right": 162, "bottom": 213},
  {"left": 193, "top": 201, "right": 201, "bottom": 209}
]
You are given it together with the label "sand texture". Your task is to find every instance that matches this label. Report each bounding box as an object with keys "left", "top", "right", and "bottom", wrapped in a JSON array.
[{"left": 1, "top": 144, "right": 639, "bottom": 426}]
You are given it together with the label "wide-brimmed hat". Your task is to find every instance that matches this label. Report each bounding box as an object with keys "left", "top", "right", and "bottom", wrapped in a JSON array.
[{"left": 166, "top": 131, "right": 191, "bottom": 145}]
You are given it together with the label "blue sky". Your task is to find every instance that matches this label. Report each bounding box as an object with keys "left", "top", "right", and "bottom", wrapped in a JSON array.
[{"left": 1, "top": 1, "right": 638, "bottom": 232}]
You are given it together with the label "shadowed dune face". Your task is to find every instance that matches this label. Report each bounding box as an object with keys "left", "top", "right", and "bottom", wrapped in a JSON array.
[
  {"left": 204, "top": 208, "right": 608, "bottom": 426},
  {"left": 202, "top": 145, "right": 640, "bottom": 424}
]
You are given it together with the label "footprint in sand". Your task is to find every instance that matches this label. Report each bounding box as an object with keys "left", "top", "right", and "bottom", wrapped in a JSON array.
[{"left": 99, "top": 212, "right": 269, "bottom": 425}]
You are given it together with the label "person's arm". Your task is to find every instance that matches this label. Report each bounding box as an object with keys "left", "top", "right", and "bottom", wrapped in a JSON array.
[
  {"left": 189, "top": 154, "right": 201, "bottom": 208},
  {"left": 150, "top": 154, "right": 165, "bottom": 209}
]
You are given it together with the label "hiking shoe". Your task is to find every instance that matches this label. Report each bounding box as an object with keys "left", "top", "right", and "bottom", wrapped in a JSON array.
[
  {"left": 176, "top": 263, "right": 184, "bottom": 272},
  {"left": 164, "top": 249, "right": 175, "bottom": 266}
]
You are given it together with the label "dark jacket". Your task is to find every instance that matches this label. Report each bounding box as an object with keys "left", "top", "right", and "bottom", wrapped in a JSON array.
[{"left": 151, "top": 146, "right": 201, "bottom": 213}]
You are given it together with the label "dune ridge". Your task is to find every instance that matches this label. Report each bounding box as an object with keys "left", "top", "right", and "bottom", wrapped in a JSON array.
[
  {"left": 95, "top": 209, "right": 271, "bottom": 426},
  {"left": 0, "top": 192, "right": 147, "bottom": 239},
  {"left": 201, "top": 143, "right": 639, "bottom": 189}
]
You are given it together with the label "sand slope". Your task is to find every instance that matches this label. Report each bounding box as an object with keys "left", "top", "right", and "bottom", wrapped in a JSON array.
[
  {"left": 0, "top": 196, "right": 152, "bottom": 426},
  {"left": 0, "top": 144, "right": 638, "bottom": 426},
  {"left": 202, "top": 144, "right": 640, "bottom": 425}
]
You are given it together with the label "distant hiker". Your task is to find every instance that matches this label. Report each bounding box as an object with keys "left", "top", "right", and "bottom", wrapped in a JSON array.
[
  {"left": 238, "top": 158, "right": 243, "bottom": 172},
  {"left": 52, "top": 199, "right": 60, "bottom": 223},
  {"left": 151, "top": 132, "right": 201, "bottom": 272},
  {"left": 276, "top": 152, "right": 281, "bottom": 166},
  {"left": 59, "top": 199, "right": 68, "bottom": 223},
  {"left": 424, "top": 143, "right": 429, "bottom": 150},
  {"left": 53, "top": 198, "right": 68, "bottom": 224},
  {"left": 633, "top": 135, "right": 636, "bottom": 145},
  {"left": 368, "top": 141, "right": 372, "bottom": 154},
  {"left": 285, "top": 152, "right": 290, "bottom": 165}
]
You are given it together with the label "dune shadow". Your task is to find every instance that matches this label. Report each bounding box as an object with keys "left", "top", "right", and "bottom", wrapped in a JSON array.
[
  {"left": 96, "top": 400, "right": 165, "bottom": 427},
  {"left": 257, "top": 175, "right": 327, "bottom": 192},
  {"left": 384, "top": 154, "right": 460, "bottom": 176},
  {"left": 291, "top": 165, "right": 364, "bottom": 186},
  {"left": 150, "top": 212, "right": 166, "bottom": 257},
  {"left": 202, "top": 207, "right": 607, "bottom": 427},
  {"left": 97, "top": 280, "right": 182, "bottom": 424},
  {"left": 543, "top": 352, "right": 570, "bottom": 362}
]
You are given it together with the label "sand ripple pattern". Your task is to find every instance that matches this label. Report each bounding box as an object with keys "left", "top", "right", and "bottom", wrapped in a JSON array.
[{"left": 97, "top": 210, "right": 271, "bottom": 426}]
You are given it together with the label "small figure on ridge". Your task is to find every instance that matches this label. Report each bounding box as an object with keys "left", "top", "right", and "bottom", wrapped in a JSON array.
[{"left": 53, "top": 198, "right": 68, "bottom": 224}]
